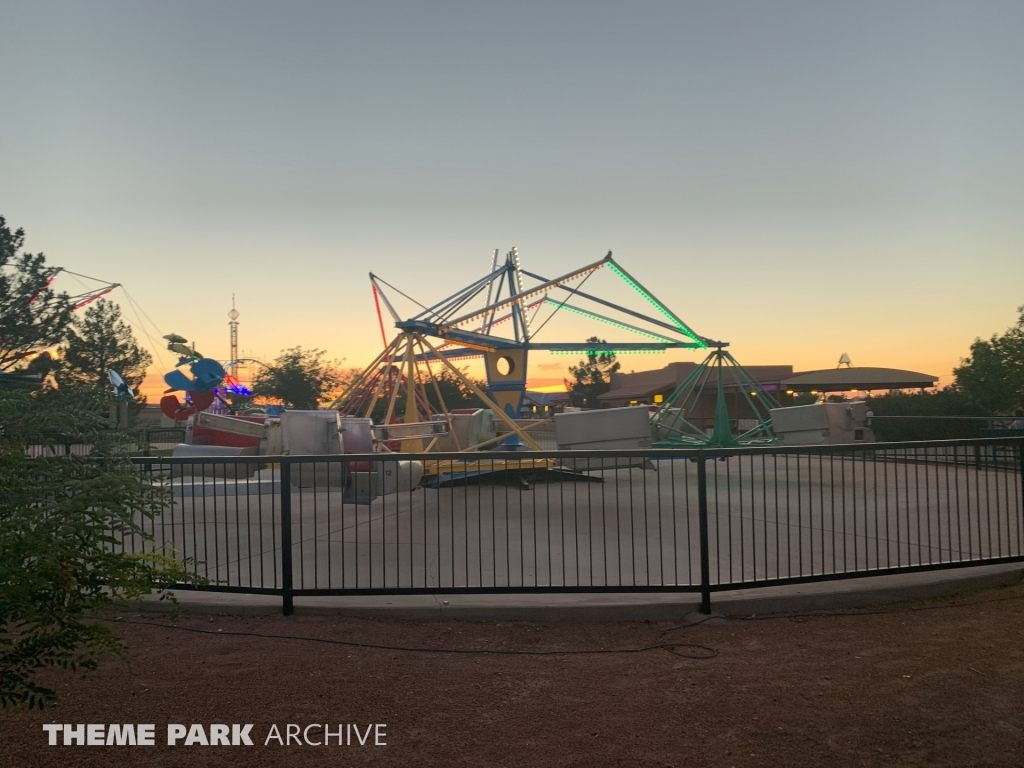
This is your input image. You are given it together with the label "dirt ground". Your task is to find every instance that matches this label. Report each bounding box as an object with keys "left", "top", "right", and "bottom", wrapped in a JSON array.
[{"left": 2, "top": 584, "right": 1023, "bottom": 768}]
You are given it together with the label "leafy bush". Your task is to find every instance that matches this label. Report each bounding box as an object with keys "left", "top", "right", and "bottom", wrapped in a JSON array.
[
  {"left": 867, "top": 388, "right": 988, "bottom": 442},
  {"left": 565, "top": 337, "right": 620, "bottom": 408},
  {"left": 0, "top": 216, "right": 73, "bottom": 373},
  {"left": 0, "top": 389, "right": 192, "bottom": 708},
  {"left": 55, "top": 298, "right": 152, "bottom": 391},
  {"left": 954, "top": 305, "right": 1024, "bottom": 414},
  {"left": 253, "top": 346, "right": 344, "bottom": 409}
]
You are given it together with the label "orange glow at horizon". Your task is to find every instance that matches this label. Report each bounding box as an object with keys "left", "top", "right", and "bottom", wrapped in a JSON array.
[
  {"left": 528, "top": 381, "right": 569, "bottom": 393},
  {"left": 138, "top": 353, "right": 953, "bottom": 405}
]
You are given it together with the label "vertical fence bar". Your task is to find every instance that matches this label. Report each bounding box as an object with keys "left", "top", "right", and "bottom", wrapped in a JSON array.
[
  {"left": 280, "top": 461, "right": 294, "bottom": 616},
  {"left": 697, "top": 452, "right": 712, "bottom": 614},
  {"left": 127, "top": 439, "right": 1021, "bottom": 607},
  {"left": 1017, "top": 442, "right": 1024, "bottom": 553}
]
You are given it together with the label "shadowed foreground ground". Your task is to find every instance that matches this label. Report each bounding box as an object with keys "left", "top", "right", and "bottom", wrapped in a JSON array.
[{"left": 2, "top": 582, "right": 1022, "bottom": 767}]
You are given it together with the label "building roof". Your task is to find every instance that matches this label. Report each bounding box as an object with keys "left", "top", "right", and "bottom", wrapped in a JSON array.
[
  {"left": 597, "top": 363, "right": 794, "bottom": 402},
  {"left": 781, "top": 367, "right": 938, "bottom": 392},
  {"left": 597, "top": 381, "right": 672, "bottom": 402},
  {"left": 522, "top": 390, "right": 567, "bottom": 406}
]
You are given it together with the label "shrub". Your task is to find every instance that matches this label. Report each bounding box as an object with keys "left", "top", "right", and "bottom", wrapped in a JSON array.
[{"left": 0, "top": 389, "right": 192, "bottom": 708}]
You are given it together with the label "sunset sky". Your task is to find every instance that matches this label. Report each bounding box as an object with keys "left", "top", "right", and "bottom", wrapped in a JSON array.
[{"left": 2, "top": 2, "right": 1022, "bottom": 401}]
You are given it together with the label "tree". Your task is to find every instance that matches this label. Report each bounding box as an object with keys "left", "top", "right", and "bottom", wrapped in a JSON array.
[
  {"left": 564, "top": 337, "right": 620, "bottom": 408},
  {"left": 253, "top": 347, "right": 343, "bottom": 409},
  {"left": 55, "top": 299, "right": 152, "bottom": 392},
  {"left": 0, "top": 388, "right": 193, "bottom": 708},
  {"left": 0, "top": 216, "right": 73, "bottom": 372},
  {"left": 865, "top": 387, "right": 986, "bottom": 441},
  {"left": 953, "top": 306, "right": 1024, "bottom": 414},
  {"left": 418, "top": 367, "right": 486, "bottom": 413}
]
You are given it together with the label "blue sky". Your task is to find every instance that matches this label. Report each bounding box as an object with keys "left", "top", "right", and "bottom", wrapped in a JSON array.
[{"left": 2, "top": 1, "right": 1022, "bottom": 393}]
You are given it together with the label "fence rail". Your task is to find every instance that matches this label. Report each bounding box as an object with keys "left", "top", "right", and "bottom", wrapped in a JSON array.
[
  {"left": 127, "top": 437, "right": 1024, "bottom": 614},
  {"left": 26, "top": 427, "right": 187, "bottom": 457},
  {"left": 869, "top": 415, "right": 1024, "bottom": 442}
]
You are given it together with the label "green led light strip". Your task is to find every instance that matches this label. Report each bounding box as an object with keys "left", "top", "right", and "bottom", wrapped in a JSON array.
[
  {"left": 607, "top": 262, "right": 705, "bottom": 348},
  {"left": 548, "top": 349, "right": 666, "bottom": 355},
  {"left": 543, "top": 298, "right": 676, "bottom": 343}
]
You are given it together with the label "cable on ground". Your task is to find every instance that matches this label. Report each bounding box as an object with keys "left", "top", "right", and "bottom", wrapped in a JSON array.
[
  {"left": 98, "top": 617, "right": 718, "bottom": 660},
  {"left": 96, "top": 586, "right": 1022, "bottom": 661}
]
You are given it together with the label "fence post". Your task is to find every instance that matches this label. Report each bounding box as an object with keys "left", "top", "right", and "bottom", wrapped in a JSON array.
[
  {"left": 697, "top": 452, "right": 712, "bottom": 615},
  {"left": 280, "top": 461, "right": 294, "bottom": 616},
  {"left": 1019, "top": 441, "right": 1024, "bottom": 537}
]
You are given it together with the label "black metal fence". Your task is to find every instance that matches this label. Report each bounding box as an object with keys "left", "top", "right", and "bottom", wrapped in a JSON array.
[
  {"left": 26, "top": 427, "right": 188, "bottom": 458},
  {"left": 142, "top": 427, "right": 187, "bottom": 448},
  {"left": 869, "top": 415, "right": 1024, "bottom": 443},
  {"left": 128, "top": 437, "right": 1024, "bottom": 614}
]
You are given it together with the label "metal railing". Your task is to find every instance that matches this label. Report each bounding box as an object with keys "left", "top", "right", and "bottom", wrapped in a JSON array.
[
  {"left": 127, "top": 437, "right": 1024, "bottom": 614},
  {"left": 25, "top": 427, "right": 187, "bottom": 457},
  {"left": 869, "top": 415, "right": 1023, "bottom": 443},
  {"left": 142, "top": 427, "right": 187, "bottom": 448}
]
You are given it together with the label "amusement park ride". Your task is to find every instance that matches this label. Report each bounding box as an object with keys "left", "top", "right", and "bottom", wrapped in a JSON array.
[
  {"left": 38, "top": 267, "right": 121, "bottom": 312},
  {"left": 0, "top": 267, "right": 122, "bottom": 388},
  {"left": 6, "top": 246, "right": 783, "bottom": 461},
  {"left": 118, "top": 246, "right": 783, "bottom": 461},
  {"left": 157, "top": 333, "right": 254, "bottom": 422},
  {"left": 331, "top": 248, "right": 780, "bottom": 449}
]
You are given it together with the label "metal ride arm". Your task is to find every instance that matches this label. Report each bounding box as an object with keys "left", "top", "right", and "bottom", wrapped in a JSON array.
[
  {"left": 521, "top": 269, "right": 719, "bottom": 347},
  {"left": 438, "top": 253, "right": 612, "bottom": 334},
  {"left": 411, "top": 261, "right": 509, "bottom": 323},
  {"left": 538, "top": 297, "right": 678, "bottom": 343},
  {"left": 401, "top": 298, "right": 549, "bottom": 360},
  {"left": 604, "top": 259, "right": 705, "bottom": 345},
  {"left": 372, "top": 421, "right": 448, "bottom": 441},
  {"left": 416, "top": 335, "right": 463, "bottom": 450},
  {"left": 361, "top": 365, "right": 393, "bottom": 419},
  {"left": 368, "top": 274, "right": 404, "bottom": 323},
  {"left": 336, "top": 249, "right": 732, "bottom": 451},
  {"left": 480, "top": 248, "right": 500, "bottom": 332},
  {"left": 461, "top": 417, "right": 553, "bottom": 453},
  {"left": 528, "top": 341, "right": 693, "bottom": 352},
  {"left": 415, "top": 334, "right": 544, "bottom": 451},
  {"left": 329, "top": 335, "right": 401, "bottom": 409},
  {"left": 48, "top": 268, "right": 121, "bottom": 310},
  {"left": 382, "top": 337, "right": 411, "bottom": 428}
]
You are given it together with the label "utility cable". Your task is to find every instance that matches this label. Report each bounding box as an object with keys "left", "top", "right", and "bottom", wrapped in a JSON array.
[
  {"left": 97, "top": 588, "right": 1021, "bottom": 662},
  {"left": 120, "top": 287, "right": 175, "bottom": 373},
  {"left": 98, "top": 617, "right": 718, "bottom": 660}
]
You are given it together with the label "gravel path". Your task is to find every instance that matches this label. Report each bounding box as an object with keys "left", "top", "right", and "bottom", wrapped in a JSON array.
[{"left": 3, "top": 582, "right": 1022, "bottom": 767}]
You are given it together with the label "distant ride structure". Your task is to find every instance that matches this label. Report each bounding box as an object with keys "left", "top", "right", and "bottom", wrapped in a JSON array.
[
  {"left": 334, "top": 248, "right": 782, "bottom": 450},
  {"left": 158, "top": 333, "right": 227, "bottom": 421},
  {"left": 649, "top": 346, "right": 782, "bottom": 448},
  {"left": 0, "top": 266, "right": 120, "bottom": 390},
  {"left": 149, "top": 248, "right": 794, "bottom": 451}
]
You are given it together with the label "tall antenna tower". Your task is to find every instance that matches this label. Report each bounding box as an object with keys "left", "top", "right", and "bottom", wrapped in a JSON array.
[{"left": 228, "top": 295, "right": 239, "bottom": 378}]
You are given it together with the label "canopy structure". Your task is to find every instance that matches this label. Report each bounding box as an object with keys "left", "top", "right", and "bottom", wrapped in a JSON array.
[{"left": 782, "top": 367, "right": 938, "bottom": 393}]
